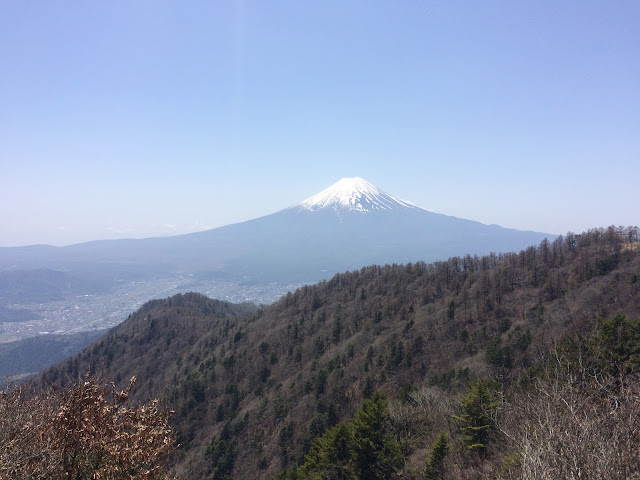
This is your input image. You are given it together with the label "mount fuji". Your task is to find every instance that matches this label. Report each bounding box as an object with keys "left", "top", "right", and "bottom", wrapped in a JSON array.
[{"left": 0, "top": 177, "right": 554, "bottom": 283}]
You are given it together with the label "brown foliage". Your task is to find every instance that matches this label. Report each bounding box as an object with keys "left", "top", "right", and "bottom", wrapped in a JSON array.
[
  {"left": 499, "top": 363, "right": 640, "bottom": 479},
  {"left": 0, "top": 376, "right": 177, "bottom": 480}
]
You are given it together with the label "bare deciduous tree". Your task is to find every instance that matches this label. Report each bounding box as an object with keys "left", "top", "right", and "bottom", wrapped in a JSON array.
[
  {"left": 0, "top": 376, "right": 177, "bottom": 480},
  {"left": 500, "top": 368, "right": 640, "bottom": 479}
]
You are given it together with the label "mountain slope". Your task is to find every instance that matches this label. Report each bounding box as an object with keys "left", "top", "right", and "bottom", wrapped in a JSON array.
[
  {"left": 0, "top": 178, "right": 554, "bottom": 283},
  {"left": 0, "top": 330, "right": 106, "bottom": 384},
  {"left": 37, "top": 226, "right": 640, "bottom": 479}
]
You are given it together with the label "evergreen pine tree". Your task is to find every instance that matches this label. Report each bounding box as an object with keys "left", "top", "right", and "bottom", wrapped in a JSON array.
[
  {"left": 352, "top": 392, "right": 402, "bottom": 479},
  {"left": 453, "top": 381, "right": 496, "bottom": 454},
  {"left": 424, "top": 431, "right": 448, "bottom": 479}
]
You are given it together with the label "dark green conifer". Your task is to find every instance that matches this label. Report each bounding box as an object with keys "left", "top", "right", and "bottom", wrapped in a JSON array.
[
  {"left": 424, "top": 431, "right": 449, "bottom": 480},
  {"left": 352, "top": 392, "right": 402, "bottom": 479},
  {"left": 453, "top": 381, "right": 496, "bottom": 454}
]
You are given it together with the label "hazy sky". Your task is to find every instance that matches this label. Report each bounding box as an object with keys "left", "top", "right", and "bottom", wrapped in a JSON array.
[{"left": 1, "top": 1, "right": 638, "bottom": 247}]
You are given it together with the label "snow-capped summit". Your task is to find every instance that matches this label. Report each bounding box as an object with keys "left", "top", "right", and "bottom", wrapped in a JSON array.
[{"left": 296, "top": 177, "right": 419, "bottom": 213}]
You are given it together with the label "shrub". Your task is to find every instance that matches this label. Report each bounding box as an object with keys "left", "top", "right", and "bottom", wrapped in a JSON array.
[{"left": 0, "top": 376, "right": 176, "bottom": 479}]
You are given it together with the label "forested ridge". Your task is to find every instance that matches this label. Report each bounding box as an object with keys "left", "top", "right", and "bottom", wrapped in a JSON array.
[{"left": 10, "top": 226, "right": 640, "bottom": 479}]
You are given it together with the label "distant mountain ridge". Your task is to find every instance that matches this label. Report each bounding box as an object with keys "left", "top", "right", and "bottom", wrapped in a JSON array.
[{"left": 0, "top": 177, "right": 556, "bottom": 283}]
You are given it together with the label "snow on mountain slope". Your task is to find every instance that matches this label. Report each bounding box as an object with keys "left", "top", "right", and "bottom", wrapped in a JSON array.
[{"left": 294, "top": 177, "right": 419, "bottom": 212}]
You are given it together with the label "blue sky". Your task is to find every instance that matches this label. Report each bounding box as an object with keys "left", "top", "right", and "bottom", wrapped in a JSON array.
[{"left": 1, "top": 1, "right": 638, "bottom": 246}]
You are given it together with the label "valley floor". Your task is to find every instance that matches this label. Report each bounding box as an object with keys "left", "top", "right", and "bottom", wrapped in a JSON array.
[{"left": 0, "top": 276, "right": 302, "bottom": 344}]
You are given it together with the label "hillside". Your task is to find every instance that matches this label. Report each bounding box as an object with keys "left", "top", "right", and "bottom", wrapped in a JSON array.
[
  {"left": 37, "top": 226, "right": 640, "bottom": 479},
  {"left": 0, "top": 330, "right": 106, "bottom": 384}
]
